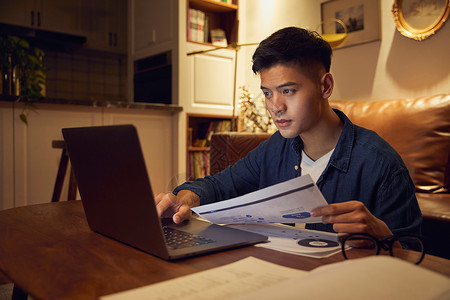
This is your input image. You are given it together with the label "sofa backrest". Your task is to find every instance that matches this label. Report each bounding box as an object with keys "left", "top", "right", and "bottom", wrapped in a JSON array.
[
  {"left": 210, "top": 132, "right": 271, "bottom": 176},
  {"left": 210, "top": 94, "right": 450, "bottom": 194},
  {"left": 330, "top": 94, "right": 450, "bottom": 193}
]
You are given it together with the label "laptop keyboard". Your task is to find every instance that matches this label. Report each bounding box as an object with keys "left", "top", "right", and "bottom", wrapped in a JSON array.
[{"left": 163, "top": 227, "right": 216, "bottom": 250}]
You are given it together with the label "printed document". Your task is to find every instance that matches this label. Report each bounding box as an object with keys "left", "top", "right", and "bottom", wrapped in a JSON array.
[
  {"left": 192, "top": 174, "right": 327, "bottom": 224},
  {"left": 101, "top": 256, "right": 450, "bottom": 300},
  {"left": 228, "top": 223, "right": 342, "bottom": 258},
  {"left": 100, "top": 257, "right": 307, "bottom": 300}
]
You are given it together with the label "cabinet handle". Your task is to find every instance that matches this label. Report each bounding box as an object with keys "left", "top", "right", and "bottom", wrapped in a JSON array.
[
  {"left": 31, "top": 11, "right": 34, "bottom": 26},
  {"left": 37, "top": 12, "right": 41, "bottom": 27}
]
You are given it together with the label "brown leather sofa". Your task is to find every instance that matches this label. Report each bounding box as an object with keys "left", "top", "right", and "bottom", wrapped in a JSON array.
[{"left": 210, "top": 93, "right": 450, "bottom": 258}]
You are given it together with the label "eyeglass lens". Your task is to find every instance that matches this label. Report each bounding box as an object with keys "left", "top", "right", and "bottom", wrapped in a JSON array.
[
  {"left": 343, "top": 234, "right": 424, "bottom": 264},
  {"left": 390, "top": 236, "right": 424, "bottom": 264},
  {"left": 343, "top": 235, "right": 378, "bottom": 260}
]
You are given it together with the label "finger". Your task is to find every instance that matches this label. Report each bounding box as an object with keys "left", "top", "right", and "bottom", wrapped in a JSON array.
[
  {"left": 173, "top": 205, "right": 192, "bottom": 224},
  {"left": 333, "top": 222, "right": 370, "bottom": 234},
  {"left": 155, "top": 193, "right": 177, "bottom": 217},
  {"left": 322, "top": 209, "right": 368, "bottom": 224},
  {"left": 154, "top": 192, "right": 166, "bottom": 204},
  {"left": 311, "top": 201, "right": 366, "bottom": 217}
]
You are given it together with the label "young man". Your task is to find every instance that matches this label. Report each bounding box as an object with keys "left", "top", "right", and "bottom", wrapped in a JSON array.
[{"left": 156, "top": 27, "right": 421, "bottom": 238}]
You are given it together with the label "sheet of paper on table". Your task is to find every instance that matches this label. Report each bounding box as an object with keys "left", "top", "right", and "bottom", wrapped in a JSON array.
[
  {"left": 227, "top": 223, "right": 341, "bottom": 258},
  {"left": 192, "top": 174, "right": 327, "bottom": 224},
  {"left": 229, "top": 256, "right": 450, "bottom": 300},
  {"left": 101, "top": 256, "right": 450, "bottom": 300},
  {"left": 100, "top": 256, "right": 307, "bottom": 300}
]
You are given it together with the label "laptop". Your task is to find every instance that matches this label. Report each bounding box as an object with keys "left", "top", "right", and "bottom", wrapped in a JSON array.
[{"left": 62, "top": 124, "right": 267, "bottom": 260}]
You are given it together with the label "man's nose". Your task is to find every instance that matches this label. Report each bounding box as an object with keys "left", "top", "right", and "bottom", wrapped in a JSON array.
[{"left": 269, "top": 93, "right": 287, "bottom": 114}]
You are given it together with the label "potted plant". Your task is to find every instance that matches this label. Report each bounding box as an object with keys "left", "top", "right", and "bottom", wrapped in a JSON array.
[{"left": 0, "top": 35, "right": 46, "bottom": 124}]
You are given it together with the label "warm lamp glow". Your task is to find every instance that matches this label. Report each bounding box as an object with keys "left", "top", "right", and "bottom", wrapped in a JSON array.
[
  {"left": 318, "top": 19, "right": 347, "bottom": 48},
  {"left": 321, "top": 33, "right": 347, "bottom": 48}
]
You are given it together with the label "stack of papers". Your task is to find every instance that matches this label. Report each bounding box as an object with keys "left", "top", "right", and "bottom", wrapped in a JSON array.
[
  {"left": 192, "top": 175, "right": 339, "bottom": 258},
  {"left": 101, "top": 256, "right": 450, "bottom": 299},
  {"left": 192, "top": 175, "right": 327, "bottom": 224},
  {"left": 228, "top": 223, "right": 341, "bottom": 258}
]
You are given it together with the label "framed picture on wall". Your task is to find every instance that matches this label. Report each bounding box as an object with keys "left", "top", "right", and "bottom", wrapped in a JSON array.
[{"left": 321, "top": 0, "right": 381, "bottom": 48}]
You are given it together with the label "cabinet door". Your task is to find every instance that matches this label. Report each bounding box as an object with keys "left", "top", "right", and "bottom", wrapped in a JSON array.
[
  {"left": 85, "top": 0, "right": 127, "bottom": 54},
  {"left": 0, "top": 0, "right": 85, "bottom": 36},
  {"left": 186, "top": 43, "right": 235, "bottom": 115},
  {"left": 39, "top": 0, "right": 84, "bottom": 36},
  {"left": 0, "top": 102, "right": 14, "bottom": 211},
  {"left": 132, "top": 0, "right": 176, "bottom": 54},
  {"left": 107, "top": 0, "right": 127, "bottom": 53},
  {"left": 13, "top": 104, "right": 103, "bottom": 207},
  {"left": 0, "top": 0, "right": 35, "bottom": 28},
  {"left": 85, "top": 0, "right": 109, "bottom": 51}
]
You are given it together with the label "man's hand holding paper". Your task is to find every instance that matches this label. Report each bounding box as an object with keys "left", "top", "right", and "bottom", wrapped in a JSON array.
[{"left": 191, "top": 175, "right": 327, "bottom": 224}]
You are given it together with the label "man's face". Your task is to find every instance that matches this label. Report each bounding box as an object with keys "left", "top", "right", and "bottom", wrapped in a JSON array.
[{"left": 260, "top": 64, "right": 326, "bottom": 139}]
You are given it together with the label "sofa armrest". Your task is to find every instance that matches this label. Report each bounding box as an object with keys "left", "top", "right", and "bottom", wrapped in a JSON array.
[
  {"left": 416, "top": 193, "right": 450, "bottom": 223},
  {"left": 210, "top": 132, "right": 271, "bottom": 175}
]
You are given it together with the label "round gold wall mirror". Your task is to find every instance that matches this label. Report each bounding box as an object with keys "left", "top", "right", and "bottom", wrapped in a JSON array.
[{"left": 392, "top": 0, "right": 450, "bottom": 41}]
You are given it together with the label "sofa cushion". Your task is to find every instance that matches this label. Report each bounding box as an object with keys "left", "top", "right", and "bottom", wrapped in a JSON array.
[{"left": 330, "top": 94, "right": 450, "bottom": 193}]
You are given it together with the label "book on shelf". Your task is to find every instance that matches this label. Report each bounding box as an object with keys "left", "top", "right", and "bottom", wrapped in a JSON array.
[
  {"left": 204, "top": 119, "right": 231, "bottom": 146},
  {"left": 189, "top": 151, "right": 210, "bottom": 180},
  {"left": 210, "top": 28, "right": 227, "bottom": 47},
  {"left": 190, "top": 119, "right": 231, "bottom": 148},
  {"left": 188, "top": 119, "right": 231, "bottom": 180},
  {"left": 187, "top": 8, "right": 208, "bottom": 43}
]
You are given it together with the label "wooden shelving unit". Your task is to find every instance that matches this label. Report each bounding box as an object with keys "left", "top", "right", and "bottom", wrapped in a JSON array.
[
  {"left": 184, "top": 0, "right": 239, "bottom": 181},
  {"left": 186, "top": 113, "right": 233, "bottom": 180},
  {"left": 187, "top": 0, "right": 239, "bottom": 46}
]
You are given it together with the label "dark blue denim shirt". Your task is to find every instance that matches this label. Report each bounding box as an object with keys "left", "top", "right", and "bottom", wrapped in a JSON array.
[{"left": 175, "top": 109, "right": 422, "bottom": 235}]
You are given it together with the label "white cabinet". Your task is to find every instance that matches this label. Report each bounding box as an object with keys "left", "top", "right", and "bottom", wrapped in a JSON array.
[
  {"left": 84, "top": 0, "right": 127, "bottom": 54},
  {"left": 0, "top": 103, "right": 176, "bottom": 210},
  {"left": 129, "top": 0, "right": 235, "bottom": 114},
  {"left": 12, "top": 103, "right": 103, "bottom": 209},
  {"left": 0, "top": 0, "right": 85, "bottom": 36},
  {"left": 39, "top": 0, "right": 84, "bottom": 36},
  {"left": 185, "top": 43, "right": 235, "bottom": 115},
  {"left": 129, "top": 0, "right": 238, "bottom": 177},
  {"left": 0, "top": 0, "right": 32, "bottom": 28},
  {"left": 0, "top": 102, "right": 14, "bottom": 211},
  {"left": 131, "top": 0, "right": 177, "bottom": 56}
]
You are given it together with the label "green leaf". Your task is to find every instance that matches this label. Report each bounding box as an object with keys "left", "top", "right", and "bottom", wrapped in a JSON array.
[{"left": 19, "top": 113, "right": 28, "bottom": 125}]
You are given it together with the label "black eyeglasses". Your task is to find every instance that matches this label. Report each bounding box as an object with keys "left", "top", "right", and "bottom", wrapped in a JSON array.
[{"left": 339, "top": 233, "right": 425, "bottom": 265}]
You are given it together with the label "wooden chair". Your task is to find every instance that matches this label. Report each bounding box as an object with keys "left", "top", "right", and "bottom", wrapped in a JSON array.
[{"left": 51, "top": 140, "right": 77, "bottom": 202}]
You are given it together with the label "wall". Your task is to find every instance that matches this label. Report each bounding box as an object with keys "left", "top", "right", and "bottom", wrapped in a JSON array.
[
  {"left": 44, "top": 50, "right": 127, "bottom": 102},
  {"left": 238, "top": 0, "right": 450, "bottom": 102}
]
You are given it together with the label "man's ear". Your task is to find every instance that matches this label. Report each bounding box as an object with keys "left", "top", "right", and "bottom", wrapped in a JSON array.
[{"left": 320, "top": 73, "right": 334, "bottom": 99}]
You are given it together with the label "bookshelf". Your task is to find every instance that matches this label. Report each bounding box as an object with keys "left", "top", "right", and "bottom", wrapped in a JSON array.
[
  {"left": 187, "top": 0, "right": 239, "bottom": 46},
  {"left": 187, "top": 113, "right": 233, "bottom": 180}
]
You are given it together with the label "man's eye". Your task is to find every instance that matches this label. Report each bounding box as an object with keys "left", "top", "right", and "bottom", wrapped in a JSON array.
[
  {"left": 283, "top": 89, "right": 295, "bottom": 95},
  {"left": 263, "top": 91, "right": 272, "bottom": 97}
]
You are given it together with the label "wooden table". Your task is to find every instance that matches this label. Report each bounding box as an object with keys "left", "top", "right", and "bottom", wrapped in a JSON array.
[{"left": 0, "top": 201, "right": 449, "bottom": 300}]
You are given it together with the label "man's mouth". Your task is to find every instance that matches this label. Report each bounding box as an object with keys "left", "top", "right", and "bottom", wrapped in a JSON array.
[{"left": 276, "top": 119, "right": 292, "bottom": 127}]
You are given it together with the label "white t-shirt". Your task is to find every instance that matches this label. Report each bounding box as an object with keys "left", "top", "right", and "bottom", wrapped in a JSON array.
[
  {"left": 295, "top": 148, "right": 334, "bottom": 229},
  {"left": 301, "top": 148, "right": 335, "bottom": 183}
]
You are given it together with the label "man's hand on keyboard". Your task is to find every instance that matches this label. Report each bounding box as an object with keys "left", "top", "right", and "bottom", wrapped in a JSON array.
[{"left": 155, "top": 190, "right": 200, "bottom": 224}]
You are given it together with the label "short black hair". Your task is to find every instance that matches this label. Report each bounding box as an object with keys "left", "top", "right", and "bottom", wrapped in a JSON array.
[{"left": 252, "top": 27, "right": 332, "bottom": 79}]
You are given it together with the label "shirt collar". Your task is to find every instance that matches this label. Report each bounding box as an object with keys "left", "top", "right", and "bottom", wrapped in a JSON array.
[
  {"left": 290, "top": 109, "right": 354, "bottom": 173},
  {"left": 328, "top": 109, "right": 354, "bottom": 173}
]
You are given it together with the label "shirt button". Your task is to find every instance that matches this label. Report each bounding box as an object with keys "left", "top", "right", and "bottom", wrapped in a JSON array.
[{"left": 294, "top": 165, "right": 299, "bottom": 170}]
